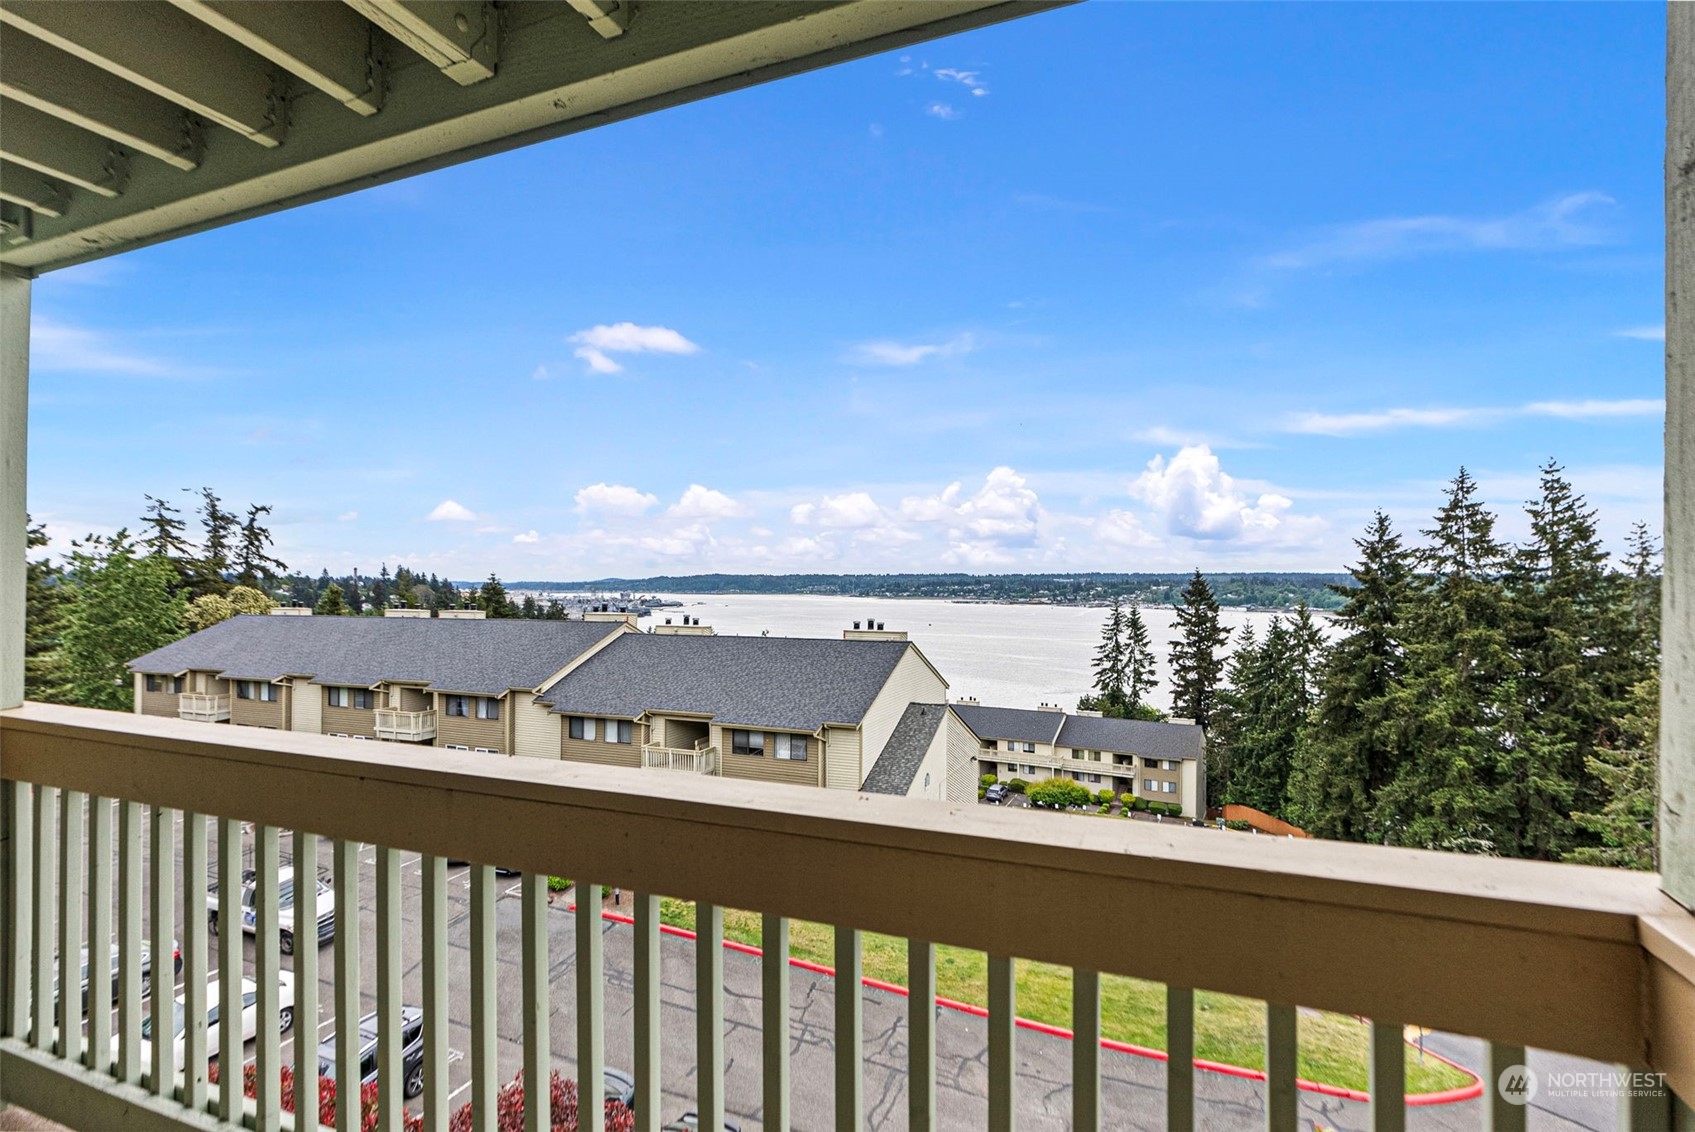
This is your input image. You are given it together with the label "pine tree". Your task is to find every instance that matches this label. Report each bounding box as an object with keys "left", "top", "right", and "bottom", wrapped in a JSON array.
[
  {"left": 1376, "top": 470, "right": 1513, "bottom": 854},
  {"left": 314, "top": 583, "right": 349, "bottom": 616},
  {"left": 1285, "top": 512, "right": 1412, "bottom": 840},
  {"left": 233, "top": 504, "right": 287, "bottom": 590},
  {"left": 374, "top": 564, "right": 392, "bottom": 611},
  {"left": 190, "top": 487, "right": 238, "bottom": 597},
  {"left": 1090, "top": 597, "right": 1127, "bottom": 706},
  {"left": 1567, "top": 674, "right": 1659, "bottom": 870},
  {"left": 140, "top": 494, "right": 192, "bottom": 559},
  {"left": 479, "top": 574, "right": 515, "bottom": 618},
  {"left": 1168, "top": 570, "right": 1231, "bottom": 730},
  {"left": 1124, "top": 600, "right": 1158, "bottom": 713},
  {"left": 24, "top": 518, "right": 69, "bottom": 702},
  {"left": 346, "top": 570, "right": 365, "bottom": 614},
  {"left": 59, "top": 530, "right": 186, "bottom": 710}
]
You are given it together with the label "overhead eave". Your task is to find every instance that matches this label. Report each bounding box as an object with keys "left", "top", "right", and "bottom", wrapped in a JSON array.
[{"left": 0, "top": 1, "right": 1066, "bottom": 274}]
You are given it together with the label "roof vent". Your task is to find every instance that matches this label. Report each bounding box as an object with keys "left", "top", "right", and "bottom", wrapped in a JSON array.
[
  {"left": 852, "top": 620, "right": 861, "bottom": 630},
  {"left": 1037, "top": 702, "right": 1064, "bottom": 713},
  {"left": 955, "top": 696, "right": 980, "bottom": 705}
]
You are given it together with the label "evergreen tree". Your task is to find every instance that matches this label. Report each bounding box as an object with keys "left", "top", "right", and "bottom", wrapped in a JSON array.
[
  {"left": 479, "top": 574, "right": 515, "bottom": 618},
  {"left": 233, "top": 504, "right": 286, "bottom": 590},
  {"left": 1622, "top": 522, "right": 1661, "bottom": 672},
  {"left": 314, "top": 582, "right": 349, "bottom": 616},
  {"left": 521, "top": 595, "right": 539, "bottom": 619},
  {"left": 374, "top": 564, "right": 392, "bottom": 611},
  {"left": 1090, "top": 597, "right": 1127, "bottom": 706},
  {"left": 346, "top": 570, "right": 365, "bottom": 614},
  {"left": 1285, "top": 512, "right": 1412, "bottom": 840},
  {"left": 1376, "top": 470, "right": 1513, "bottom": 853},
  {"left": 1217, "top": 618, "right": 1309, "bottom": 816},
  {"left": 140, "top": 494, "right": 192, "bottom": 560},
  {"left": 24, "top": 518, "right": 69, "bottom": 702},
  {"left": 192, "top": 487, "right": 238, "bottom": 595},
  {"left": 1168, "top": 570, "right": 1231, "bottom": 730},
  {"left": 1124, "top": 600, "right": 1158, "bottom": 712},
  {"left": 1567, "top": 674, "right": 1659, "bottom": 870},
  {"left": 185, "top": 585, "right": 276, "bottom": 631},
  {"left": 59, "top": 530, "right": 186, "bottom": 711}
]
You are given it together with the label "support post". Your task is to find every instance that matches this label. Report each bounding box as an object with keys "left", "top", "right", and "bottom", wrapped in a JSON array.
[{"left": 0, "top": 270, "right": 27, "bottom": 713}]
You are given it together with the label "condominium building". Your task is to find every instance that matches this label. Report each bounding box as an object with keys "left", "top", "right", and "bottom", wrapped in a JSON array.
[
  {"left": 956, "top": 701, "right": 1206, "bottom": 817},
  {"left": 127, "top": 614, "right": 974, "bottom": 802}
]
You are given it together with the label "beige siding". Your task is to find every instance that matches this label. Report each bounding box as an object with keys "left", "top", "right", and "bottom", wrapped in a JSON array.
[
  {"left": 823, "top": 726, "right": 862, "bottom": 791},
  {"left": 138, "top": 682, "right": 180, "bottom": 718},
  {"left": 231, "top": 687, "right": 285, "bottom": 729},
  {"left": 944, "top": 710, "right": 979, "bottom": 804},
  {"left": 858, "top": 647, "right": 948, "bottom": 774},
  {"left": 713, "top": 725, "right": 820, "bottom": 788},
  {"left": 322, "top": 689, "right": 379, "bottom": 738},
  {"left": 290, "top": 680, "right": 321, "bottom": 734},
  {"left": 559, "top": 719, "right": 643, "bottom": 768},
  {"left": 513, "top": 694, "right": 560, "bottom": 759},
  {"left": 1180, "top": 758, "right": 1203, "bottom": 819},
  {"left": 132, "top": 673, "right": 145, "bottom": 713},
  {"left": 436, "top": 693, "right": 507, "bottom": 752},
  {"left": 398, "top": 686, "right": 431, "bottom": 712}
]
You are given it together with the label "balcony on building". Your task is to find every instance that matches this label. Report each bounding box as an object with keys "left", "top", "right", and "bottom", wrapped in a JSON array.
[
  {"left": 373, "top": 708, "right": 437, "bottom": 743},
  {"left": 175, "top": 693, "right": 230, "bottom": 724}
]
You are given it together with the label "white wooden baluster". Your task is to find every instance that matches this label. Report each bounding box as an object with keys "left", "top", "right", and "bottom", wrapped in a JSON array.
[
  {"left": 1616, "top": 1064, "right": 1674, "bottom": 1129},
  {"left": 117, "top": 800, "right": 142, "bottom": 1086},
  {"left": 294, "top": 831, "right": 319, "bottom": 1131},
  {"left": 987, "top": 954, "right": 1015, "bottom": 1132},
  {"left": 1265, "top": 1003, "right": 1298, "bottom": 1131},
  {"left": 56, "top": 790, "right": 83, "bottom": 1066},
  {"left": 4, "top": 783, "right": 32, "bottom": 1046},
  {"left": 698, "top": 902, "right": 725, "bottom": 1132},
  {"left": 255, "top": 824, "right": 281, "bottom": 1132},
  {"left": 907, "top": 939, "right": 935, "bottom": 1132},
  {"left": 422, "top": 854, "right": 449, "bottom": 1132},
  {"left": 30, "top": 784, "right": 55, "bottom": 1054},
  {"left": 763, "top": 914, "right": 791, "bottom": 1132},
  {"left": 577, "top": 880, "right": 605, "bottom": 1119},
  {"left": 217, "top": 818, "right": 242, "bottom": 1121},
  {"left": 1072, "top": 969, "right": 1100, "bottom": 1132},
  {"left": 376, "top": 846, "right": 402, "bottom": 1132},
  {"left": 85, "top": 794, "right": 111, "bottom": 1074},
  {"left": 1166, "top": 985, "right": 1194, "bottom": 1132},
  {"left": 633, "top": 893, "right": 661, "bottom": 1132},
  {"left": 149, "top": 805, "right": 175, "bottom": 1098},
  {"left": 1369, "top": 1020, "right": 1405, "bottom": 1132},
  {"left": 469, "top": 864, "right": 496, "bottom": 1132},
  {"left": 181, "top": 812, "right": 208, "bottom": 1112},
  {"left": 521, "top": 872, "right": 551, "bottom": 1132},
  {"left": 1484, "top": 1044, "right": 1528, "bottom": 1132},
  {"left": 334, "top": 839, "right": 361, "bottom": 1132},
  {"left": 835, "top": 926, "right": 862, "bottom": 1132}
]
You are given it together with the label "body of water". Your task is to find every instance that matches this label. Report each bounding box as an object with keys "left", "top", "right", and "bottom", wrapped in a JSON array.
[{"left": 645, "top": 593, "right": 1320, "bottom": 713}]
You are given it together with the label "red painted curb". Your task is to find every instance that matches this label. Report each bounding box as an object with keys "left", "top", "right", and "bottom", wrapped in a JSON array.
[{"left": 577, "top": 904, "right": 1483, "bottom": 1106}]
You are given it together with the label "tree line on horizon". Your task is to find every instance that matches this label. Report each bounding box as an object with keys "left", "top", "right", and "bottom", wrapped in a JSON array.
[{"left": 1086, "top": 462, "right": 1661, "bottom": 869}]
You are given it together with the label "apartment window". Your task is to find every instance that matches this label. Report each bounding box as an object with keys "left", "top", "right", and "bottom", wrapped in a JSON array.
[
  {"left": 236, "top": 681, "right": 254, "bottom": 700},
  {"left": 327, "top": 687, "right": 348, "bottom": 708},
  {"left": 1164, "top": 760, "right": 1177, "bottom": 771},
  {"left": 569, "top": 717, "right": 597, "bottom": 741},
  {"left": 237, "top": 681, "right": 278, "bottom": 702},
  {"left": 171, "top": 676, "right": 185, "bottom": 694},
  {"left": 1022, "top": 742, "right": 1036, "bottom": 754},
  {"left": 1144, "top": 756, "right": 1161, "bottom": 769},
  {"left": 1084, "top": 773, "right": 1101, "bottom": 784},
  {"left": 731, "top": 730, "right": 765, "bottom": 757},
  {"left": 1021, "top": 764, "right": 1036, "bottom": 775},
  {"left": 775, "top": 734, "right": 808, "bottom": 761},
  {"left": 444, "top": 696, "right": 470, "bottom": 718},
  {"left": 603, "top": 720, "right": 633, "bottom": 744},
  {"left": 1144, "top": 779, "right": 1157, "bottom": 792},
  {"left": 984, "top": 739, "right": 998, "bottom": 750},
  {"left": 476, "top": 697, "right": 500, "bottom": 721},
  {"left": 352, "top": 689, "right": 373, "bottom": 710},
  {"left": 1163, "top": 781, "right": 1177, "bottom": 794},
  {"left": 145, "top": 675, "right": 161, "bottom": 692}
]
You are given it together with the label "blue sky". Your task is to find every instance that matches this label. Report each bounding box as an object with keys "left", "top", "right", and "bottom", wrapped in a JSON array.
[{"left": 27, "top": 3, "right": 1665, "bottom": 580}]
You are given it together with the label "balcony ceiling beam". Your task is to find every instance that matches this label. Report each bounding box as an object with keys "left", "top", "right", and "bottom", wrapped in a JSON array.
[
  {"left": 0, "top": 33, "right": 201, "bottom": 171},
  {"left": 0, "top": 100, "right": 128, "bottom": 198},
  {"left": 342, "top": 0, "right": 498, "bottom": 86},
  {"left": 0, "top": 163, "right": 71, "bottom": 220},
  {"left": 169, "top": 0, "right": 386, "bottom": 117},
  {"left": 566, "top": 0, "right": 630, "bottom": 40},
  {"left": 0, "top": 1, "right": 287, "bottom": 147}
]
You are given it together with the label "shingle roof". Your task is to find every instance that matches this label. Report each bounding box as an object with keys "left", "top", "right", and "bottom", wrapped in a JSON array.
[
  {"left": 861, "top": 703, "right": 947, "bottom": 796},
  {"left": 1055, "top": 714, "right": 1204, "bottom": 762},
  {"left": 950, "top": 704, "right": 1065, "bottom": 746},
  {"left": 127, "top": 616, "right": 625, "bottom": 696},
  {"left": 538, "top": 633, "right": 911, "bottom": 731}
]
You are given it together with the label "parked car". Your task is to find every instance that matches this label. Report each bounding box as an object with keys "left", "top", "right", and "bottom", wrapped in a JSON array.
[
  {"left": 662, "top": 1114, "right": 741, "bottom": 1132},
  {"left": 318, "top": 1007, "right": 426, "bottom": 1099},
  {"left": 52, "top": 940, "right": 178, "bottom": 1012},
  {"left": 125, "top": 973, "right": 295, "bottom": 1067},
  {"left": 208, "top": 867, "right": 335, "bottom": 954},
  {"left": 603, "top": 1067, "right": 635, "bottom": 1109},
  {"left": 983, "top": 783, "right": 1009, "bottom": 804}
]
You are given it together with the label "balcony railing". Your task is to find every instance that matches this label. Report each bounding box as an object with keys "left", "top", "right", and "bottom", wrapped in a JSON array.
[
  {"left": 641, "top": 742, "right": 719, "bottom": 775},
  {"left": 0, "top": 702, "right": 1691, "bottom": 1132},
  {"left": 175, "top": 694, "right": 229, "bottom": 724},
  {"left": 373, "top": 708, "right": 437, "bottom": 742}
]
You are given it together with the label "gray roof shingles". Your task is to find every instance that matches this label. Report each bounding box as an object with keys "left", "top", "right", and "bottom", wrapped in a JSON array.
[
  {"left": 538, "top": 633, "right": 911, "bottom": 732},
  {"left": 1055, "top": 714, "right": 1204, "bottom": 761},
  {"left": 860, "top": 702, "right": 946, "bottom": 795},
  {"left": 949, "top": 703, "right": 1065, "bottom": 746},
  {"left": 127, "top": 616, "right": 625, "bottom": 696}
]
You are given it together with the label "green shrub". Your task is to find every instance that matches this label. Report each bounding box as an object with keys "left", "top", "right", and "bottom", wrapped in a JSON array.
[
  {"left": 1027, "top": 777, "right": 1093, "bottom": 810},
  {"left": 1094, "top": 789, "right": 1115, "bottom": 806},
  {"left": 1130, "top": 796, "right": 1150, "bottom": 812},
  {"left": 981, "top": 774, "right": 999, "bottom": 787},
  {"left": 1097, "top": 804, "right": 1111, "bottom": 814},
  {"left": 1225, "top": 819, "right": 1253, "bottom": 832},
  {"left": 1119, "top": 793, "right": 1136, "bottom": 808},
  {"left": 548, "top": 876, "right": 570, "bottom": 892},
  {"left": 1007, "top": 778, "right": 1030, "bottom": 795}
]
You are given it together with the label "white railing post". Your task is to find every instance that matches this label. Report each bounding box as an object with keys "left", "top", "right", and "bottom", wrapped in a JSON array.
[
  {"left": 1072, "top": 969, "right": 1100, "bottom": 1132},
  {"left": 333, "top": 839, "right": 361, "bottom": 1132},
  {"left": 422, "top": 854, "right": 449, "bottom": 1132},
  {"left": 182, "top": 812, "right": 208, "bottom": 1113},
  {"left": 906, "top": 939, "right": 935, "bottom": 1132},
  {"left": 469, "top": 864, "right": 496, "bottom": 1132},
  {"left": 293, "top": 831, "right": 319, "bottom": 1131},
  {"left": 255, "top": 824, "right": 281, "bottom": 1132},
  {"left": 1265, "top": 1003, "right": 1298, "bottom": 1131},
  {"left": 85, "top": 794, "right": 111, "bottom": 1075},
  {"left": 1166, "top": 985, "right": 1195, "bottom": 1132},
  {"left": 576, "top": 881, "right": 605, "bottom": 1119},
  {"left": 521, "top": 873, "right": 550, "bottom": 1132},
  {"left": 3, "top": 783, "right": 32, "bottom": 1047},
  {"left": 762, "top": 915, "right": 791, "bottom": 1132},
  {"left": 1484, "top": 1044, "right": 1528, "bottom": 1132},
  {"left": 0, "top": 271, "right": 29, "bottom": 716},
  {"left": 633, "top": 893, "right": 661, "bottom": 1132},
  {"left": 29, "top": 784, "right": 54, "bottom": 1055},
  {"left": 698, "top": 902, "right": 725, "bottom": 1132},
  {"left": 987, "top": 954, "right": 1014, "bottom": 1132},
  {"left": 835, "top": 928, "right": 862, "bottom": 1132},
  {"left": 217, "top": 819, "right": 242, "bottom": 1121},
  {"left": 1369, "top": 1020, "right": 1405, "bottom": 1132},
  {"left": 118, "top": 800, "right": 143, "bottom": 1085},
  {"left": 149, "top": 806, "right": 175, "bottom": 1099},
  {"left": 55, "top": 791, "right": 83, "bottom": 1067},
  {"left": 376, "top": 846, "right": 403, "bottom": 1132}
]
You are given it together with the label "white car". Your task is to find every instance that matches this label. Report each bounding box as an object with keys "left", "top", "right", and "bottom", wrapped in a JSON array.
[
  {"left": 208, "top": 867, "right": 336, "bottom": 955},
  {"left": 122, "top": 973, "right": 295, "bottom": 1067}
]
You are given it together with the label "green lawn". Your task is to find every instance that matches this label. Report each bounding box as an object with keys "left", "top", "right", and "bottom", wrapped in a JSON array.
[{"left": 656, "top": 900, "right": 1471, "bottom": 1096}]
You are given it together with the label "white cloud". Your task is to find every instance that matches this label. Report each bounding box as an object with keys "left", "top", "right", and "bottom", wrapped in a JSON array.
[
  {"left": 425, "top": 499, "right": 477, "bottom": 522},
  {"left": 668, "top": 484, "right": 748, "bottom": 521},
  {"left": 791, "top": 492, "right": 884, "bottom": 529},
  {"left": 1264, "top": 192, "right": 1616, "bottom": 270},
  {"left": 934, "top": 67, "right": 987, "bottom": 96},
  {"left": 1286, "top": 398, "right": 1663, "bottom": 436},
  {"left": 848, "top": 332, "right": 975, "bottom": 367},
  {"left": 31, "top": 317, "right": 201, "bottom": 378},
  {"left": 567, "top": 322, "right": 700, "bottom": 374},
  {"left": 337, "top": 511, "right": 358, "bottom": 522},
  {"left": 1615, "top": 325, "right": 1665, "bottom": 341},
  {"left": 899, "top": 482, "right": 963, "bottom": 522},
  {"left": 1130, "top": 446, "right": 1316, "bottom": 543},
  {"left": 1094, "top": 509, "right": 1158, "bottom": 548},
  {"left": 947, "top": 467, "right": 1041, "bottom": 560},
  {"left": 574, "top": 482, "right": 658, "bottom": 517},
  {"left": 513, "top": 530, "right": 540, "bottom": 544},
  {"left": 531, "top": 364, "right": 550, "bottom": 380},
  {"left": 926, "top": 102, "right": 959, "bottom": 121}
]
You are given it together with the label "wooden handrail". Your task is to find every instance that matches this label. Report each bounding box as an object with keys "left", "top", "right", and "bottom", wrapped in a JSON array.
[{"left": 2, "top": 701, "right": 1691, "bottom": 1095}]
